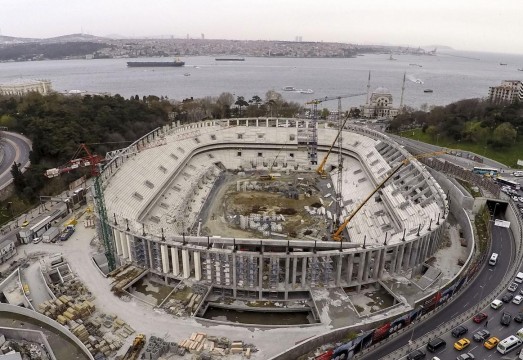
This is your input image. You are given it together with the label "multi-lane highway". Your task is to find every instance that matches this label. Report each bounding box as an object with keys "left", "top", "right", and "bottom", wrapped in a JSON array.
[
  {"left": 0, "top": 131, "right": 32, "bottom": 189},
  {"left": 361, "top": 224, "right": 515, "bottom": 359}
]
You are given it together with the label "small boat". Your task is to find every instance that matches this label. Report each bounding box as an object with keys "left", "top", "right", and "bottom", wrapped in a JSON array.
[
  {"left": 518, "top": 68, "right": 523, "bottom": 71},
  {"left": 282, "top": 86, "right": 296, "bottom": 91},
  {"left": 215, "top": 57, "right": 245, "bottom": 61},
  {"left": 298, "top": 89, "right": 314, "bottom": 94},
  {"left": 389, "top": 53, "right": 397, "bottom": 61},
  {"left": 409, "top": 63, "right": 423, "bottom": 67},
  {"left": 424, "top": 89, "right": 433, "bottom": 93},
  {"left": 500, "top": 63, "right": 507, "bottom": 66},
  {"left": 184, "top": 73, "right": 191, "bottom": 76}
]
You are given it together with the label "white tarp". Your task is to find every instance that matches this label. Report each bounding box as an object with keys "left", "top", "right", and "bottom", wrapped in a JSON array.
[
  {"left": 517, "top": 159, "right": 523, "bottom": 166},
  {"left": 494, "top": 219, "right": 511, "bottom": 228}
]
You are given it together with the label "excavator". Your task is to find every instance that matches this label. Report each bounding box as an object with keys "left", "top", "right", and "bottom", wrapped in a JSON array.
[
  {"left": 122, "top": 334, "right": 146, "bottom": 360},
  {"left": 331, "top": 151, "right": 447, "bottom": 241}
]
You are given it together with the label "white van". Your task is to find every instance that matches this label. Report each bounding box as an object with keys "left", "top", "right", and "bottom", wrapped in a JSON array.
[
  {"left": 517, "top": 327, "right": 523, "bottom": 340},
  {"left": 516, "top": 272, "right": 523, "bottom": 284},
  {"left": 497, "top": 335, "right": 522, "bottom": 354},
  {"left": 489, "top": 253, "right": 498, "bottom": 266}
]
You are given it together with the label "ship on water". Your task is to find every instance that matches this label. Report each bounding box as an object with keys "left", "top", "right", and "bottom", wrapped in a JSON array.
[
  {"left": 127, "top": 58, "right": 185, "bottom": 67},
  {"left": 215, "top": 57, "right": 245, "bottom": 61}
]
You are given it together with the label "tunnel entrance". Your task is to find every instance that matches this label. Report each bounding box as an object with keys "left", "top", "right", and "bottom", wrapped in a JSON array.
[{"left": 485, "top": 200, "right": 508, "bottom": 217}]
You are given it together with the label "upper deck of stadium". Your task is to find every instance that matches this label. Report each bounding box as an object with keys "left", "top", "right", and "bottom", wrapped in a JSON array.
[{"left": 101, "top": 118, "right": 447, "bottom": 247}]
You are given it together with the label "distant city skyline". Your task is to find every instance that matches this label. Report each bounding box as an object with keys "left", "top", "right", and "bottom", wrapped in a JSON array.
[{"left": 1, "top": 0, "right": 522, "bottom": 54}]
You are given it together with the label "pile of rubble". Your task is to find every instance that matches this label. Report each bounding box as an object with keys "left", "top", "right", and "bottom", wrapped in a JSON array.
[
  {"left": 161, "top": 284, "right": 207, "bottom": 317},
  {"left": 178, "top": 333, "right": 257, "bottom": 359},
  {"left": 37, "top": 297, "right": 134, "bottom": 359},
  {"left": 142, "top": 335, "right": 185, "bottom": 359}
]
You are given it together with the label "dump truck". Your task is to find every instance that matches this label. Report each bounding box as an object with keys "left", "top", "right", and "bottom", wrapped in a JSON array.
[
  {"left": 59, "top": 225, "right": 75, "bottom": 242},
  {"left": 122, "top": 334, "right": 146, "bottom": 360}
]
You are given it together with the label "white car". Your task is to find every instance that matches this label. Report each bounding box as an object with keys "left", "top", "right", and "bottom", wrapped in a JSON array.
[
  {"left": 514, "top": 295, "right": 523, "bottom": 304},
  {"left": 513, "top": 196, "right": 520, "bottom": 202},
  {"left": 491, "top": 299, "right": 503, "bottom": 309},
  {"left": 509, "top": 282, "right": 519, "bottom": 292},
  {"left": 513, "top": 171, "right": 523, "bottom": 177},
  {"left": 519, "top": 197, "right": 523, "bottom": 203},
  {"left": 32, "top": 237, "right": 41, "bottom": 244}
]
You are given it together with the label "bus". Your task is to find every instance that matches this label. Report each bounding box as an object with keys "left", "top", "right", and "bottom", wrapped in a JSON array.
[
  {"left": 497, "top": 177, "right": 521, "bottom": 190},
  {"left": 472, "top": 166, "right": 498, "bottom": 176}
]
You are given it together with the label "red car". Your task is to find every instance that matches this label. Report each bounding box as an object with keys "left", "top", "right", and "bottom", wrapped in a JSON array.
[{"left": 473, "top": 312, "right": 488, "bottom": 323}]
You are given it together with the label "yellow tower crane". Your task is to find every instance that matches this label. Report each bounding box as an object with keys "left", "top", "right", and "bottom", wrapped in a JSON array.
[{"left": 331, "top": 151, "right": 448, "bottom": 241}]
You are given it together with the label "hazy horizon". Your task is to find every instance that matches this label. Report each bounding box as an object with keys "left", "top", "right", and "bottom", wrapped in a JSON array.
[{"left": 1, "top": 0, "right": 522, "bottom": 55}]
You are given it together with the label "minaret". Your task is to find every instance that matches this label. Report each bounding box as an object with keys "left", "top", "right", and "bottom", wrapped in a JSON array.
[
  {"left": 366, "top": 70, "right": 371, "bottom": 105},
  {"left": 399, "top": 71, "right": 406, "bottom": 112}
]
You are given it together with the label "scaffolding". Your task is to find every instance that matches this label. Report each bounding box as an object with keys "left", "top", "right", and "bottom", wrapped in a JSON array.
[
  {"left": 150, "top": 242, "right": 162, "bottom": 273},
  {"left": 236, "top": 255, "right": 258, "bottom": 288}
]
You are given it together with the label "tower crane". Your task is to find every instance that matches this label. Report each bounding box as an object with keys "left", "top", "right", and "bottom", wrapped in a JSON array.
[
  {"left": 305, "top": 92, "right": 366, "bottom": 166},
  {"left": 331, "top": 151, "right": 447, "bottom": 241},
  {"left": 44, "top": 144, "right": 116, "bottom": 271}
]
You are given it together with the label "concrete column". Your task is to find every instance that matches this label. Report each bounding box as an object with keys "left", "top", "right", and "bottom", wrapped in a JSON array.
[
  {"left": 347, "top": 254, "right": 354, "bottom": 286},
  {"left": 171, "top": 247, "right": 180, "bottom": 276},
  {"left": 258, "top": 256, "right": 263, "bottom": 300},
  {"left": 336, "top": 254, "right": 342, "bottom": 286},
  {"left": 182, "top": 249, "right": 190, "bottom": 278},
  {"left": 126, "top": 234, "right": 133, "bottom": 262},
  {"left": 120, "top": 232, "right": 129, "bottom": 259},
  {"left": 161, "top": 245, "right": 169, "bottom": 273},
  {"left": 113, "top": 229, "right": 123, "bottom": 256},
  {"left": 357, "top": 252, "right": 366, "bottom": 286},
  {"left": 146, "top": 240, "right": 153, "bottom": 268},
  {"left": 378, "top": 249, "right": 386, "bottom": 278},
  {"left": 372, "top": 250, "right": 381, "bottom": 279},
  {"left": 232, "top": 254, "right": 237, "bottom": 297},
  {"left": 292, "top": 257, "right": 298, "bottom": 287},
  {"left": 404, "top": 242, "right": 413, "bottom": 270},
  {"left": 194, "top": 251, "right": 201, "bottom": 281},
  {"left": 396, "top": 244, "right": 405, "bottom": 272},
  {"left": 284, "top": 257, "right": 290, "bottom": 300},
  {"left": 301, "top": 257, "right": 307, "bottom": 288},
  {"left": 390, "top": 246, "right": 399, "bottom": 274}
]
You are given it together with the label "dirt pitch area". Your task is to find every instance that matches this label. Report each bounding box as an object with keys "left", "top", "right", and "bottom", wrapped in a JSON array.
[{"left": 200, "top": 172, "right": 335, "bottom": 240}]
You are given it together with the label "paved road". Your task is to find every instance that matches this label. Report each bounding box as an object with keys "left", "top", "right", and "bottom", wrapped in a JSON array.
[
  {"left": 361, "top": 224, "right": 514, "bottom": 359},
  {"left": 0, "top": 131, "right": 32, "bottom": 189}
]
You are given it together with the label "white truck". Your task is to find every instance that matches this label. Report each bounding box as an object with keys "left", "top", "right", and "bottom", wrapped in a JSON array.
[{"left": 42, "top": 227, "right": 60, "bottom": 243}]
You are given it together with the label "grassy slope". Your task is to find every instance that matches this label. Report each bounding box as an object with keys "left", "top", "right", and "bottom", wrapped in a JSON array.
[{"left": 399, "top": 128, "right": 522, "bottom": 167}]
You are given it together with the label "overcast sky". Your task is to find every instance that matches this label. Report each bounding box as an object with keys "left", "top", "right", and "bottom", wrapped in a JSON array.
[{"left": 2, "top": 0, "right": 522, "bottom": 54}]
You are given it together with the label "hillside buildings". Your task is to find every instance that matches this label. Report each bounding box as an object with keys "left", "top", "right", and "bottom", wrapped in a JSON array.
[
  {"left": 0, "top": 79, "right": 52, "bottom": 96},
  {"left": 488, "top": 80, "right": 523, "bottom": 104}
]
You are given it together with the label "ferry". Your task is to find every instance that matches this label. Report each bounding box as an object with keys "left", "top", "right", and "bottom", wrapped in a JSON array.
[{"left": 127, "top": 58, "right": 185, "bottom": 67}]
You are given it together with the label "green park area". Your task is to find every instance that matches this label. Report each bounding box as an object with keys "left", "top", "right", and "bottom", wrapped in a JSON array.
[{"left": 399, "top": 128, "right": 522, "bottom": 168}]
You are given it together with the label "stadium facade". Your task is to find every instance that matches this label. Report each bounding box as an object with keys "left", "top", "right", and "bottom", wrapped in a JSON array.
[{"left": 98, "top": 118, "right": 447, "bottom": 299}]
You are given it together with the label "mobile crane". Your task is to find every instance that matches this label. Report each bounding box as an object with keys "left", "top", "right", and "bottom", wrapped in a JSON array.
[
  {"left": 44, "top": 143, "right": 116, "bottom": 271},
  {"left": 331, "top": 151, "right": 447, "bottom": 241}
]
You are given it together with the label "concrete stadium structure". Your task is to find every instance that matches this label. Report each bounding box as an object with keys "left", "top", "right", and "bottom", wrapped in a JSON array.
[{"left": 99, "top": 118, "right": 448, "bottom": 299}]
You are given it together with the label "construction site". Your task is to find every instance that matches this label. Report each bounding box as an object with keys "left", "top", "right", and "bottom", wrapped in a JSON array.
[{"left": 200, "top": 171, "right": 340, "bottom": 241}]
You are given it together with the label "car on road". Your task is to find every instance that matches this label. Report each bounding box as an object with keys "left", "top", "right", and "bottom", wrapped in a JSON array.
[
  {"left": 502, "top": 293, "right": 514, "bottom": 302},
  {"left": 514, "top": 295, "right": 523, "bottom": 304},
  {"left": 451, "top": 325, "right": 468, "bottom": 338},
  {"left": 515, "top": 312, "right": 523, "bottom": 323},
  {"left": 406, "top": 349, "right": 426, "bottom": 360},
  {"left": 513, "top": 195, "right": 520, "bottom": 202},
  {"left": 509, "top": 282, "right": 519, "bottom": 292},
  {"left": 501, "top": 312, "right": 512, "bottom": 326},
  {"left": 519, "top": 197, "right": 523, "bottom": 202},
  {"left": 32, "top": 237, "right": 41, "bottom": 244},
  {"left": 491, "top": 299, "right": 503, "bottom": 309},
  {"left": 513, "top": 171, "right": 523, "bottom": 177},
  {"left": 472, "top": 329, "right": 490, "bottom": 342},
  {"left": 484, "top": 336, "right": 500, "bottom": 349},
  {"left": 456, "top": 353, "right": 474, "bottom": 360},
  {"left": 472, "top": 312, "right": 488, "bottom": 323},
  {"left": 453, "top": 338, "right": 470, "bottom": 351},
  {"left": 426, "top": 338, "right": 446, "bottom": 353}
]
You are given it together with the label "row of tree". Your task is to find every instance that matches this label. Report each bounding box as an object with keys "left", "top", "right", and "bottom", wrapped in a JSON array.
[
  {"left": 0, "top": 90, "right": 305, "bottom": 201},
  {"left": 388, "top": 98, "right": 522, "bottom": 148}
]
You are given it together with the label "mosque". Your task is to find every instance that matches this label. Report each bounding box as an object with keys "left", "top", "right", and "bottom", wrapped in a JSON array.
[{"left": 360, "top": 72, "right": 405, "bottom": 120}]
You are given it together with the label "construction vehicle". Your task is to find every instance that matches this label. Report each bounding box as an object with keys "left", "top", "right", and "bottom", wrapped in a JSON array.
[
  {"left": 59, "top": 225, "right": 75, "bottom": 242},
  {"left": 44, "top": 143, "right": 117, "bottom": 271},
  {"left": 316, "top": 114, "right": 351, "bottom": 178},
  {"left": 122, "top": 334, "right": 146, "bottom": 360},
  {"left": 331, "top": 151, "right": 447, "bottom": 241}
]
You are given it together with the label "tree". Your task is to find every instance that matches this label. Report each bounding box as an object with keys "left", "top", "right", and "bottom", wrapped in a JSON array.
[
  {"left": 217, "top": 92, "right": 234, "bottom": 118},
  {"left": 235, "top": 96, "right": 249, "bottom": 117},
  {"left": 320, "top": 108, "right": 330, "bottom": 120},
  {"left": 265, "top": 90, "right": 282, "bottom": 103},
  {"left": 250, "top": 95, "right": 262, "bottom": 106},
  {"left": 494, "top": 122, "right": 517, "bottom": 145},
  {"left": 11, "top": 162, "right": 26, "bottom": 195},
  {"left": 425, "top": 125, "right": 438, "bottom": 140}
]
